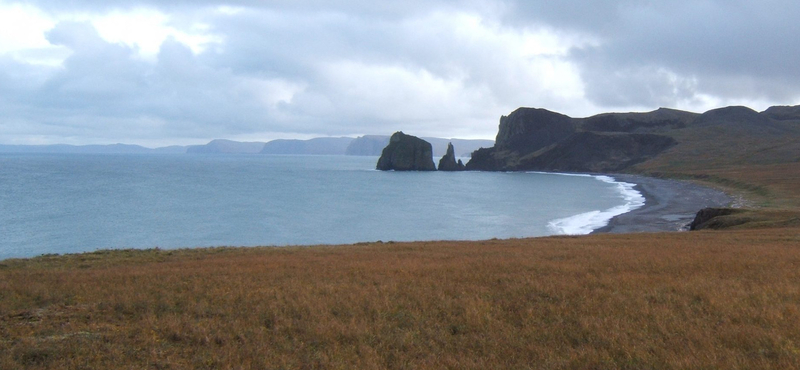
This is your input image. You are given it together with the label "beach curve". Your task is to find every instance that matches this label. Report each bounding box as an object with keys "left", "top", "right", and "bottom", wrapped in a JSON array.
[{"left": 591, "top": 174, "right": 733, "bottom": 233}]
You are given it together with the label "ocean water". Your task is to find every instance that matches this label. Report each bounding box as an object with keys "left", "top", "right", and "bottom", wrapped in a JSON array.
[{"left": 0, "top": 154, "right": 643, "bottom": 260}]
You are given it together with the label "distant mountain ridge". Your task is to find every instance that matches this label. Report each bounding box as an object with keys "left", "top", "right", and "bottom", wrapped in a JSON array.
[
  {"left": 0, "top": 143, "right": 187, "bottom": 154},
  {"left": 1, "top": 136, "right": 493, "bottom": 157},
  {"left": 186, "top": 139, "right": 265, "bottom": 154},
  {"left": 466, "top": 105, "right": 800, "bottom": 173},
  {"left": 187, "top": 136, "right": 493, "bottom": 156}
]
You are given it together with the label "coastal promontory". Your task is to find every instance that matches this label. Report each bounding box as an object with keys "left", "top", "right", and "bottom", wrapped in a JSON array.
[
  {"left": 465, "top": 104, "right": 800, "bottom": 174},
  {"left": 376, "top": 132, "right": 436, "bottom": 171},
  {"left": 465, "top": 107, "right": 684, "bottom": 172}
]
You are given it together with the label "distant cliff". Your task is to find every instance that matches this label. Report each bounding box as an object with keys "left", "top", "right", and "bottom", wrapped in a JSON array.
[
  {"left": 466, "top": 105, "right": 800, "bottom": 173},
  {"left": 187, "top": 139, "right": 266, "bottom": 154},
  {"left": 345, "top": 135, "right": 389, "bottom": 156},
  {"left": 260, "top": 137, "right": 354, "bottom": 155}
]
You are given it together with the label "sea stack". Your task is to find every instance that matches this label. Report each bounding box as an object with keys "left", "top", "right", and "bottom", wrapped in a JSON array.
[
  {"left": 437, "top": 142, "right": 466, "bottom": 171},
  {"left": 376, "top": 131, "right": 436, "bottom": 171}
]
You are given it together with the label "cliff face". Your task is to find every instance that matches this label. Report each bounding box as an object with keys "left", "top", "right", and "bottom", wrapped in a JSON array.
[
  {"left": 465, "top": 108, "right": 577, "bottom": 171},
  {"left": 468, "top": 104, "right": 800, "bottom": 173},
  {"left": 494, "top": 108, "right": 577, "bottom": 152},
  {"left": 465, "top": 107, "right": 690, "bottom": 172},
  {"left": 514, "top": 132, "right": 677, "bottom": 173},
  {"left": 376, "top": 132, "right": 436, "bottom": 171}
]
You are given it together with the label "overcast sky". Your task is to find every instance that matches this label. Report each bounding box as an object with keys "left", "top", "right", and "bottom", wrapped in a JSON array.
[{"left": 1, "top": 0, "right": 799, "bottom": 146}]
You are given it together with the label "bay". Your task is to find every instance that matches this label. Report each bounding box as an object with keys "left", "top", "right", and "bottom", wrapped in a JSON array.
[{"left": 0, "top": 154, "right": 639, "bottom": 259}]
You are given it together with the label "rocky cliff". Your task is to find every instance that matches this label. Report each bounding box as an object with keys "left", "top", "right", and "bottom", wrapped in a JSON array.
[
  {"left": 376, "top": 132, "right": 436, "bottom": 171},
  {"left": 464, "top": 104, "right": 800, "bottom": 173},
  {"left": 437, "top": 142, "right": 466, "bottom": 171}
]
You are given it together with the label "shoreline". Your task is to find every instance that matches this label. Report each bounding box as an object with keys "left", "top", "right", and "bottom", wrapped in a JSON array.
[{"left": 592, "top": 174, "right": 733, "bottom": 234}]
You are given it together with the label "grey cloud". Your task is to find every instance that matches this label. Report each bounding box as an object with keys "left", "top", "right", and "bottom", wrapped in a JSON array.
[
  {"left": 3, "top": 21, "right": 289, "bottom": 143},
  {"left": 32, "top": 0, "right": 472, "bottom": 20},
  {"left": 5, "top": 0, "right": 800, "bottom": 146},
  {"left": 503, "top": 0, "right": 800, "bottom": 107}
]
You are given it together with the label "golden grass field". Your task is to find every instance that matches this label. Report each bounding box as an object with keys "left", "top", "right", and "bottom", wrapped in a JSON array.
[{"left": 2, "top": 228, "right": 800, "bottom": 369}]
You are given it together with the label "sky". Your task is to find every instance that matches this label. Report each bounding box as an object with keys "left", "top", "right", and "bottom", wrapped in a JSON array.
[{"left": 1, "top": 0, "right": 799, "bottom": 147}]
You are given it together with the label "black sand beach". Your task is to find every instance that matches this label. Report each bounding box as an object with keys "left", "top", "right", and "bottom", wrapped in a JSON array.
[{"left": 594, "top": 175, "right": 733, "bottom": 233}]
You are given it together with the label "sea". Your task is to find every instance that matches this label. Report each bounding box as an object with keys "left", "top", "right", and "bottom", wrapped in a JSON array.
[{"left": 0, "top": 154, "right": 644, "bottom": 260}]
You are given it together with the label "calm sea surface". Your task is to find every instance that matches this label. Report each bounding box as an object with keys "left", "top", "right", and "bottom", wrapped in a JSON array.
[{"left": 0, "top": 154, "right": 639, "bottom": 259}]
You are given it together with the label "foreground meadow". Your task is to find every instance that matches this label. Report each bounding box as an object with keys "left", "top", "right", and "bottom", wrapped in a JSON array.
[{"left": 2, "top": 228, "right": 800, "bottom": 369}]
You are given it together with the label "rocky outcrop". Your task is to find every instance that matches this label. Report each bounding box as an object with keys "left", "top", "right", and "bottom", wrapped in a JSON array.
[
  {"left": 494, "top": 108, "right": 577, "bottom": 153},
  {"left": 437, "top": 142, "right": 465, "bottom": 171},
  {"left": 689, "top": 208, "right": 748, "bottom": 230},
  {"left": 376, "top": 132, "right": 436, "bottom": 171}
]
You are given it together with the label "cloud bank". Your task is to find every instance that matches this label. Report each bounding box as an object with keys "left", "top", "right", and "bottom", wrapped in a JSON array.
[{"left": 1, "top": 0, "right": 799, "bottom": 146}]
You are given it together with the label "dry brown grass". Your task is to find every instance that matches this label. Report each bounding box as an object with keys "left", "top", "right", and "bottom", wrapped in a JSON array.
[{"left": 3, "top": 229, "right": 800, "bottom": 369}]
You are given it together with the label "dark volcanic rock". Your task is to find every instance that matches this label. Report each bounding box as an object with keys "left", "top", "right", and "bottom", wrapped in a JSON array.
[
  {"left": 466, "top": 103, "right": 800, "bottom": 173},
  {"left": 464, "top": 147, "right": 506, "bottom": 171},
  {"left": 689, "top": 208, "right": 748, "bottom": 230},
  {"left": 466, "top": 106, "right": 692, "bottom": 172},
  {"left": 438, "top": 142, "right": 465, "bottom": 171},
  {"left": 494, "top": 108, "right": 577, "bottom": 152},
  {"left": 516, "top": 132, "right": 677, "bottom": 173},
  {"left": 465, "top": 107, "right": 577, "bottom": 171},
  {"left": 376, "top": 132, "right": 436, "bottom": 171}
]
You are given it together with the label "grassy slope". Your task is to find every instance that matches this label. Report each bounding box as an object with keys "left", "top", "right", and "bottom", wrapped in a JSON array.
[
  {"left": 633, "top": 116, "right": 800, "bottom": 227},
  {"left": 2, "top": 231, "right": 800, "bottom": 369}
]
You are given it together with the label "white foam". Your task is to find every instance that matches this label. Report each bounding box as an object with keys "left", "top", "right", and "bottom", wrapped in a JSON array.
[{"left": 546, "top": 175, "right": 645, "bottom": 235}]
